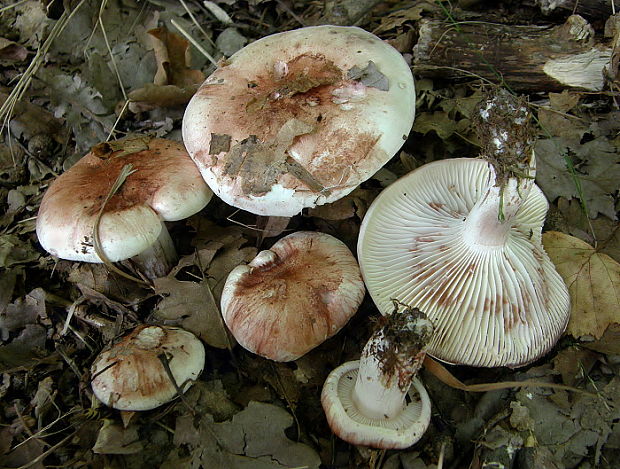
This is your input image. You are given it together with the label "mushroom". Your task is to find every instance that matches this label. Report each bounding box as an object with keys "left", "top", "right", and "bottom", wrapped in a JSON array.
[
  {"left": 36, "top": 137, "right": 212, "bottom": 279},
  {"left": 182, "top": 25, "right": 415, "bottom": 217},
  {"left": 221, "top": 231, "right": 365, "bottom": 361},
  {"left": 357, "top": 92, "right": 570, "bottom": 368},
  {"left": 90, "top": 325, "right": 205, "bottom": 411},
  {"left": 321, "top": 305, "right": 433, "bottom": 449}
]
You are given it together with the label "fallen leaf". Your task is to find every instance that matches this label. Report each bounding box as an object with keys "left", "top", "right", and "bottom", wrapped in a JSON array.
[
  {"left": 216, "top": 27, "right": 247, "bottom": 57},
  {"left": 148, "top": 27, "right": 205, "bottom": 87},
  {"left": 551, "top": 346, "right": 598, "bottom": 387},
  {"left": 127, "top": 83, "right": 199, "bottom": 112},
  {"left": 0, "top": 37, "right": 27, "bottom": 61},
  {"left": 93, "top": 420, "right": 143, "bottom": 454},
  {"left": 542, "top": 231, "right": 620, "bottom": 339},
  {"left": 548, "top": 90, "right": 581, "bottom": 113},
  {"left": 0, "top": 89, "right": 65, "bottom": 143},
  {"left": 178, "top": 401, "right": 321, "bottom": 468},
  {"left": 153, "top": 277, "right": 230, "bottom": 349},
  {"left": 373, "top": 2, "right": 437, "bottom": 35},
  {"left": 412, "top": 111, "right": 458, "bottom": 140},
  {"left": 555, "top": 197, "right": 620, "bottom": 263},
  {"left": 536, "top": 136, "right": 620, "bottom": 219}
]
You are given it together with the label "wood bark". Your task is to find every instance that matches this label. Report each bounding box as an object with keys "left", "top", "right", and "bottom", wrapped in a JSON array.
[
  {"left": 413, "top": 15, "right": 612, "bottom": 92},
  {"left": 526, "top": 0, "right": 615, "bottom": 21}
]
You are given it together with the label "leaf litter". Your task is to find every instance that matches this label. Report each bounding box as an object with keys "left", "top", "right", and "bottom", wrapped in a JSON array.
[{"left": 0, "top": 1, "right": 619, "bottom": 468}]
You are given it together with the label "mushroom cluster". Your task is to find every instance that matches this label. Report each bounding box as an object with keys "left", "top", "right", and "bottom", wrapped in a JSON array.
[
  {"left": 183, "top": 25, "right": 416, "bottom": 217},
  {"left": 357, "top": 92, "right": 570, "bottom": 368}
]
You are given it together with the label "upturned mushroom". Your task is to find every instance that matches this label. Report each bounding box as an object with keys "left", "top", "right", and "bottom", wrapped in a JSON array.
[
  {"left": 321, "top": 305, "right": 433, "bottom": 449},
  {"left": 182, "top": 25, "right": 415, "bottom": 217},
  {"left": 357, "top": 91, "right": 570, "bottom": 368},
  {"left": 221, "top": 231, "right": 365, "bottom": 361},
  {"left": 36, "top": 137, "right": 212, "bottom": 279},
  {"left": 90, "top": 325, "right": 205, "bottom": 411}
]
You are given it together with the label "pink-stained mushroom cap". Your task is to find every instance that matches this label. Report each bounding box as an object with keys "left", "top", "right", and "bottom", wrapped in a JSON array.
[
  {"left": 357, "top": 158, "right": 570, "bottom": 368},
  {"left": 221, "top": 231, "right": 365, "bottom": 361},
  {"left": 182, "top": 25, "right": 415, "bottom": 216},
  {"left": 36, "top": 137, "right": 212, "bottom": 271},
  {"left": 91, "top": 325, "right": 205, "bottom": 411}
]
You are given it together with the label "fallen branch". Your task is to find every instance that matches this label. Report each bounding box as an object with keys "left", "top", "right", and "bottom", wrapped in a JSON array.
[{"left": 413, "top": 14, "right": 612, "bottom": 92}]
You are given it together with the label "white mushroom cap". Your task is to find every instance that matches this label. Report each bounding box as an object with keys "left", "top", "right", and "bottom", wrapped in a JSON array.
[
  {"left": 36, "top": 138, "right": 212, "bottom": 263},
  {"left": 357, "top": 158, "right": 570, "bottom": 368},
  {"left": 182, "top": 25, "right": 415, "bottom": 216},
  {"left": 91, "top": 325, "right": 205, "bottom": 411},
  {"left": 321, "top": 362, "right": 431, "bottom": 449},
  {"left": 221, "top": 231, "right": 365, "bottom": 361}
]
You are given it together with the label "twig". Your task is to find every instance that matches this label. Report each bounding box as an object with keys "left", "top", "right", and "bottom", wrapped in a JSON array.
[
  {"left": 0, "top": 0, "right": 87, "bottom": 132},
  {"left": 424, "top": 355, "right": 598, "bottom": 397},
  {"left": 170, "top": 18, "right": 218, "bottom": 66},
  {"left": 92, "top": 163, "right": 150, "bottom": 286},
  {"left": 179, "top": 0, "right": 217, "bottom": 48},
  {"left": 106, "top": 99, "right": 130, "bottom": 141},
  {"left": 157, "top": 352, "right": 196, "bottom": 415},
  {"left": 0, "top": 0, "right": 29, "bottom": 14}
]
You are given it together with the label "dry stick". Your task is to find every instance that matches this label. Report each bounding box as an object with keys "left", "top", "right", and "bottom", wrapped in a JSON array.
[
  {"left": 92, "top": 163, "right": 151, "bottom": 286},
  {"left": 13, "top": 429, "right": 79, "bottom": 469},
  {"left": 204, "top": 280, "right": 236, "bottom": 353},
  {"left": 98, "top": 0, "right": 127, "bottom": 101},
  {"left": 179, "top": 0, "right": 218, "bottom": 49},
  {"left": 0, "top": 0, "right": 30, "bottom": 13},
  {"left": 170, "top": 18, "right": 218, "bottom": 67},
  {"left": 106, "top": 95, "right": 130, "bottom": 141},
  {"left": 0, "top": 0, "right": 87, "bottom": 132},
  {"left": 270, "top": 362, "right": 303, "bottom": 441},
  {"left": 157, "top": 352, "right": 196, "bottom": 416},
  {"left": 424, "top": 356, "right": 598, "bottom": 397}
]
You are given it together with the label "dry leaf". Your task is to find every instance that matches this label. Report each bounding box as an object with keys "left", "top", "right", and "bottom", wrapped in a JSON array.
[
  {"left": 0, "top": 37, "right": 27, "bottom": 61},
  {"left": 147, "top": 27, "right": 205, "bottom": 87},
  {"left": 153, "top": 277, "right": 230, "bottom": 349},
  {"left": 127, "top": 27, "right": 205, "bottom": 112},
  {"left": 127, "top": 83, "right": 199, "bottom": 112},
  {"left": 542, "top": 231, "right": 620, "bottom": 339}
]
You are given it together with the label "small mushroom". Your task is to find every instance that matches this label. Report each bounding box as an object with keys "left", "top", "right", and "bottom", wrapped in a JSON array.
[
  {"left": 36, "top": 137, "right": 212, "bottom": 279},
  {"left": 182, "top": 25, "right": 415, "bottom": 217},
  {"left": 321, "top": 306, "right": 433, "bottom": 449},
  {"left": 91, "top": 325, "right": 205, "bottom": 411},
  {"left": 221, "top": 231, "right": 365, "bottom": 361},
  {"left": 357, "top": 93, "right": 570, "bottom": 367}
]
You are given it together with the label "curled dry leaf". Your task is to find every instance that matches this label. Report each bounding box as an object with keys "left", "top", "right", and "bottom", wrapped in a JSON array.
[
  {"left": 0, "top": 37, "right": 27, "bottom": 61},
  {"left": 542, "top": 231, "right": 620, "bottom": 340},
  {"left": 148, "top": 27, "right": 205, "bottom": 87},
  {"left": 127, "top": 27, "right": 205, "bottom": 112}
]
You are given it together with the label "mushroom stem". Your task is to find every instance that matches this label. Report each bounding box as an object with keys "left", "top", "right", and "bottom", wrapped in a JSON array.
[
  {"left": 131, "top": 222, "right": 178, "bottom": 279},
  {"left": 462, "top": 157, "right": 536, "bottom": 247},
  {"left": 352, "top": 308, "right": 433, "bottom": 420},
  {"left": 321, "top": 306, "right": 434, "bottom": 449}
]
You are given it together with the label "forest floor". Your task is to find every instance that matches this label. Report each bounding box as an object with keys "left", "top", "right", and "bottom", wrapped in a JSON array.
[{"left": 1, "top": 1, "right": 619, "bottom": 468}]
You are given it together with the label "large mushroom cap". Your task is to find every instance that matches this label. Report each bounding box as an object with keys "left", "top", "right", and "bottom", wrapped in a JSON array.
[
  {"left": 221, "top": 231, "right": 365, "bottom": 361},
  {"left": 91, "top": 325, "right": 205, "bottom": 411},
  {"left": 36, "top": 137, "right": 212, "bottom": 263},
  {"left": 358, "top": 158, "right": 570, "bottom": 368},
  {"left": 182, "top": 25, "right": 415, "bottom": 216}
]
